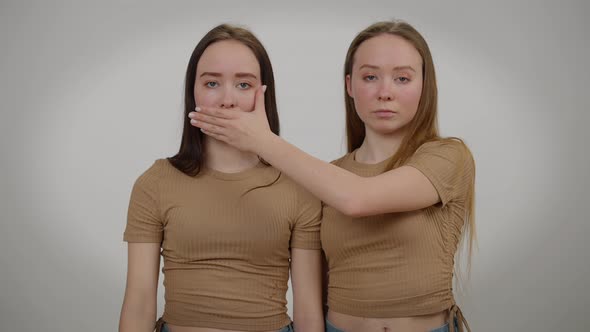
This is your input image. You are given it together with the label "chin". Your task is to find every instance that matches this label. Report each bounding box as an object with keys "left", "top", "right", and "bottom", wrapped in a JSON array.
[{"left": 367, "top": 121, "right": 406, "bottom": 136}]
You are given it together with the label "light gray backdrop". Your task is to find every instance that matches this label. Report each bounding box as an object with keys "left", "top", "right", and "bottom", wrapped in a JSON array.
[{"left": 1, "top": 1, "right": 589, "bottom": 331}]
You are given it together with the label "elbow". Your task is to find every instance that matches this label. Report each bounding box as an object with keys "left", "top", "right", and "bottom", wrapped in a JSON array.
[
  {"left": 342, "top": 205, "right": 367, "bottom": 218},
  {"left": 338, "top": 194, "right": 366, "bottom": 218},
  {"left": 119, "top": 292, "right": 157, "bottom": 331}
]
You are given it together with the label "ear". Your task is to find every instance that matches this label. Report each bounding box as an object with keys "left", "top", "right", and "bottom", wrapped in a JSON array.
[{"left": 345, "top": 74, "right": 353, "bottom": 99}]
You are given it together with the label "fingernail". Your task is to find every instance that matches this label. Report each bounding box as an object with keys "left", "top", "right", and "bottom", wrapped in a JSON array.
[
  {"left": 188, "top": 112, "right": 194, "bottom": 118},
  {"left": 195, "top": 107, "right": 201, "bottom": 112},
  {"left": 190, "top": 119, "right": 197, "bottom": 124},
  {"left": 262, "top": 85, "right": 267, "bottom": 93}
]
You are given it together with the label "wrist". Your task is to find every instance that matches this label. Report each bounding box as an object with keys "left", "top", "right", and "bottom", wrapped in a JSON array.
[{"left": 255, "top": 131, "right": 279, "bottom": 158}]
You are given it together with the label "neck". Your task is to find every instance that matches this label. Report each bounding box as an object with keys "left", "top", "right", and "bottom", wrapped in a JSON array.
[
  {"left": 355, "top": 127, "right": 406, "bottom": 164},
  {"left": 204, "top": 137, "right": 260, "bottom": 173}
]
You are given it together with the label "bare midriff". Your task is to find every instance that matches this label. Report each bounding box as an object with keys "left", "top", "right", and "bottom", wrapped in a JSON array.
[{"left": 327, "top": 310, "right": 448, "bottom": 332}]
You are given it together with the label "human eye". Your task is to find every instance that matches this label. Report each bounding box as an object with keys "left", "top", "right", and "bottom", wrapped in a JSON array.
[
  {"left": 363, "top": 74, "right": 377, "bottom": 81},
  {"left": 395, "top": 76, "right": 411, "bottom": 84},
  {"left": 237, "top": 82, "right": 252, "bottom": 90},
  {"left": 205, "top": 81, "right": 219, "bottom": 88}
]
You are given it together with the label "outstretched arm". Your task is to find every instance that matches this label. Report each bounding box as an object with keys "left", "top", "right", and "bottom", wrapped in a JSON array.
[{"left": 190, "top": 87, "right": 439, "bottom": 217}]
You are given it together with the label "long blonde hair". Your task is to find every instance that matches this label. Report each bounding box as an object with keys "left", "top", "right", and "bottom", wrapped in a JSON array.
[{"left": 344, "top": 20, "right": 476, "bottom": 275}]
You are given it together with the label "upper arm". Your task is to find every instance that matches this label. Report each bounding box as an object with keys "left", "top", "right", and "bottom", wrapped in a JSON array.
[
  {"left": 123, "top": 164, "right": 164, "bottom": 295},
  {"left": 349, "top": 165, "right": 440, "bottom": 217},
  {"left": 348, "top": 140, "right": 474, "bottom": 217},
  {"left": 290, "top": 183, "right": 322, "bottom": 250},
  {"left": 124, "top": 164, "right": 164, "bottom": 243},
  {"left": 289, "top": 183, "right": 324, "bottom": 329},
  {"left": 124, "top": 243, "right": 161, "bottom": 297},
  {"left": 290, "top": 248, "right": 323, "bottom": 329},
  {"left": 121, "top": 163, "right": 164, "bottom": 312},
  {"left": 119, "top": 243, "right": 160, "bottom": 332}
]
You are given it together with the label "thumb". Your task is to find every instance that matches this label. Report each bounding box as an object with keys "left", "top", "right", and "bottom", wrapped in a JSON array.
[{"left": 253, "top": 85, "right": 267, "bottom": 116}]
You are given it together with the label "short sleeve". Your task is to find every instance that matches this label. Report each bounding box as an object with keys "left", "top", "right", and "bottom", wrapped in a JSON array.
[
  {"left": 405, "top": 139, "right": 475, "bottom": 207},
  {"left": 290, "top": 184, "right": 322, "bottom": 250},
  {"left": 123, "top": 161, "right": 164, "bottom": 243}
]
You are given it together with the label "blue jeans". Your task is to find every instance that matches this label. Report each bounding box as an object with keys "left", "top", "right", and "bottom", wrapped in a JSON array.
[
  {"left": 161, "top": 322, "right": 294, "bottom": 332},
  {"left": 325, "top": 318, "right": 459, "bottom": 332}
]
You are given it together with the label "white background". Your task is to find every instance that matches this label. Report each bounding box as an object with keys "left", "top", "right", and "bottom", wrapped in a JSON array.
[{"left": 1, "top": 1, "right": 589, "bottom": 331}]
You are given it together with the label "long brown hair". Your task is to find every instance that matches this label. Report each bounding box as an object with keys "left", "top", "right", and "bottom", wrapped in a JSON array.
[
  {"left": 168, "top": 24, "right": 280, "bottom": 176},
  {"left": 344, "top": 20, "right": 476, "bottom": 274}
]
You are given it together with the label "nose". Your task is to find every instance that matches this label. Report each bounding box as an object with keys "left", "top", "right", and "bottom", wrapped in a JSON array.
[
  {"left": 377, "top": 80, "right": 394, "bottom": 101},
  {"left": 220, "top": 87, "right": 236, "bottom": 109}
]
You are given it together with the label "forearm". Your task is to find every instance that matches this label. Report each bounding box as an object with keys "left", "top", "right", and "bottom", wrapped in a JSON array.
[
  {"left": 258, "top": 133, "right": 363, "bottom": 216},
  {"left": 119, "top": 294, "right": 157, "bottom": 332}
]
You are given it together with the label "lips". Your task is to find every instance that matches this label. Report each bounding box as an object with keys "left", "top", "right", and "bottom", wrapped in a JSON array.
[{"left": 373, "top": 109, "right": 397, "bottom": 118}]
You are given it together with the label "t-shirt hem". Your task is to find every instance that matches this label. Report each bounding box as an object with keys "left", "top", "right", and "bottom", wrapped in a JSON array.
[{"left": 162, "top": 312, "right": 292, "bottom": 331}]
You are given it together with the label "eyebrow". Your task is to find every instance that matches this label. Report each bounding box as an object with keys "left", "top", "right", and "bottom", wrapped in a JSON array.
[
  {"left": 200, "top": 72, "right": 258, "bottom": 79},
  {"left": 358, "top": 64, "right": 416, "bottom": 72}
]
